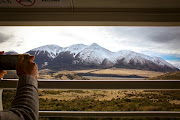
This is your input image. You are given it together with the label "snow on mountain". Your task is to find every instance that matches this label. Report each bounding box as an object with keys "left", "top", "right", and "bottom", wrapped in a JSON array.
[
  {"left": 77, "top": 43, "right": 114, "bottom": 64},
  {"left": 111, "top": 50, "right": 175, "bottom": 68},
  {"left": 27, "top": 43, "right": 177, "bottom": 71},
  {"left": 76, "top": 44, "right": 176, "bottom": 69},
  {"left": 63, "top": 44, "right": 87, "bottom": 56},
  {"left": 31, "top": 44, "right": 63, "bottom": 58},
  {"left": 152, "top": 57, "right": 175, "bottom": 68}
]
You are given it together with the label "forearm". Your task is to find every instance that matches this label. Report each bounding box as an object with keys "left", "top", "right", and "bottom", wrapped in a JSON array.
[{"left": 0, "top": 75, "right": 39, "bottom": 120}]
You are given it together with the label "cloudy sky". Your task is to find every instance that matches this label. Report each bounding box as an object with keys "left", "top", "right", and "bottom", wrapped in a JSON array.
[{"left": 0, "top": 26, "right": 180, "bottom": 69}]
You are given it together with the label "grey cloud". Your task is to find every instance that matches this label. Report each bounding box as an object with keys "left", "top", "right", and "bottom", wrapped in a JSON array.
[
  {"left": 146, "top": 28, "right": 180, "bottom": 43},
  {"left": 87, "top": 27, "right": 180, "bottom": 58},
  {"left": 106, "top": 27, "right": 180, "bottom": 43},
  {"left": 103, "top": 27, "right": 180, "bottom": 52},
  {"left": 16, "top": 44, "right": 22, "bottom": 47},
  {"left": 10, "top": 41, "right": 23, "bottom": 47},
  {"left": 0, "top": 33, "right": 13, "bottom": 43}
]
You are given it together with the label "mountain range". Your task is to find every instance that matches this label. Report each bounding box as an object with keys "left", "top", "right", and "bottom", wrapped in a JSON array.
[{"left": 25, "top": 43, "right": 178, "bottom": 72}]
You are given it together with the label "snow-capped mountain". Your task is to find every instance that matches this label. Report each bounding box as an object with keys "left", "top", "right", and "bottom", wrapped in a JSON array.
[
  {"left": 27, "top": 43, "right": 178, "bottom": 72},
  {"left": 27, "top": 45, "right": 63, "bottom": 67},
  {"left": 111, "top": 51, "right": 175, "bottom": 69},
  {"left": 77, "top": 43, "right": 114, "bottom": 64},
  {"left": 63, "top": 44, "right": 87, "bottom": 57},
  {"left": 31, "top": 44, "right": 63, "bottom": 59}
]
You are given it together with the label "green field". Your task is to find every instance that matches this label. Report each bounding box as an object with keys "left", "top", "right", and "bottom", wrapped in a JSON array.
[{"left": 3, "top": 90, "right": 180, "bottom": 111}]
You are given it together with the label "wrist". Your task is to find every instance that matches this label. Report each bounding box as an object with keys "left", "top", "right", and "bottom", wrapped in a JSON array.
[
  {"left": 18, "top": 74, "right": 38, "bottom": 89},
  {"left": 19, "top": 74, "right": 38, "bottom": 80}
]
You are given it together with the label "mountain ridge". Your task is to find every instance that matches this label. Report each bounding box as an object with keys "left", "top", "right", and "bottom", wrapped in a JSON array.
[{"left": 26, "top": 43, "right": 179, "bottom": 72}]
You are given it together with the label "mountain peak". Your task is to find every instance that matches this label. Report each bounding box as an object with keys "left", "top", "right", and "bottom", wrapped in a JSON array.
[
  {"left": 26, "top": 43, "right": 178, "bottom": 72},
  {"left": 30, "top": 44, "right": 63, "bottom": 59},
  {"left": 68, "top": 43, "right": 87, "bottom": 48},
  {"left": 64, "top": 44, "right": 87, "bottom": 56},
  {"left": 90, "top": 43, "right": 100, "bottom": 47},
  {"left": 32, "top": 44, "right": 62, "bottom": 51},
  {"left": 88, "top": 43, "right": 104, "bottom": 50},
  {"left": 71, "top": 43, "right": 85, "bottom": 46}
]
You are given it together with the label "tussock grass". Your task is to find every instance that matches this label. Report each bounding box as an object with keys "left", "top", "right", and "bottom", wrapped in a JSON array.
[
  {"left": 147, "top": 71, "right": 180, "bottom": 80},
  {"left": 73, "top": 68, "right": 164, "bottom": 78}
]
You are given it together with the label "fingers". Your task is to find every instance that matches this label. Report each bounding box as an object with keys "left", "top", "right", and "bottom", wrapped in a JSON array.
[
  {"left": 32, "top": 62, "right": 36, "bottom": 66},
  {"left": 32, "top": 62, "right": 38, "bottom": 69},
  {"left": 16, "top": 55, "right": 35, "bottom": 68},
  {"left": 0, "top": 51, "right": 4, "bottom": 55},
  {"left": 0, "top": 51, "right": 6, "bottom": 78},
  {"left": 0, "top": 70, "right": 7, "bottom": 74},
  {"left": 0, "top": 70, "right": 7, "bottom": 78},
  {"left": 15, "top": 54, "right": 38, "bottom": 79},
  {"left": 16, "top": 55, "right": 24, "bottom": 71},
  {"left": 32, "top": 62, "right": 38, "bottom": 80},
  {"left": 0, "top": 75, "right": 4, "bottom": 78},
  {"left": 28, "top": 56, "right": 35, "bottom": 63},
  {"left": 17, "top": 55, "right": 24, "bottom": 64}
]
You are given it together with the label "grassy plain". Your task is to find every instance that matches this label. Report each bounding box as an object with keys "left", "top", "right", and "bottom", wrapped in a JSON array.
[
  {"left": 38, "top": 70, "right": 89, "bottom": 80},
  {"left": 3, "top": 69, "right": 180, "bottom": 120},
  {"left": 38, "top": 68, "right": 165, "bottom": 80},
  {"left": 39, "top": 90, "right": 138, "bottom": 101},
  {"left": 72, "top": 68, "right": 165, "bottom": 78},
  {"left": 147, "top": 71, "right": 180, "bottom": 80},
  {"left": 3, "top": 90, "right": 180, "bottom": 112}
]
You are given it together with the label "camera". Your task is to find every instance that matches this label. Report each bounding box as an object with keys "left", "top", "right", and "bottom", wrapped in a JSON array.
[{"left": 0, "top": 54, "right": 30, "bottom": 70}]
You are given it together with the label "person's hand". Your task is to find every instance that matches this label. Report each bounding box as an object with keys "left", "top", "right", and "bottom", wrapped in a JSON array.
[
  {"left": 0, "top": 70, "right": 7, "bottom": 78},
  {"left": 0, "top": 51, "right": 7, "bottom": 78},
  {"left": 16, "top": 55, "right": 38, "bottom": 80}
]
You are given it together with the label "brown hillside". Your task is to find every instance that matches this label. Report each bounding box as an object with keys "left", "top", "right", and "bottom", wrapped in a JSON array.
[{"left": 147, "top": 71, "right": 180, "bottom": 80}]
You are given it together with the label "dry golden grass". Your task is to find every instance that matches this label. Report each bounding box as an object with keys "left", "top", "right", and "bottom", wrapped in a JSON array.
[
  {"left": 38, "top": 75, "right": 55, "bottom": 79},
  {"left": 72, "top": 69, "right": 99, "bottom": 73},
  {"left": 73, "top": 68, "right": 164, "bottom": 78},
  {"left": 39, "top": 90, "right": 144, "bottom": 101},
  {"left": 39, "top": 70, "right": 89, "bottom": 80},
  {"left": 39, "top": 68, "right": 165, "bottom": 79},
  {"left": 52, "top": 71, "right": 89, "bottom": 80},
  {"left": 138, "top": 106, "right": 157, "bottom": 111},
  {"left": 169, "top": 100, "right": 180, "bottom": 105},
  {"left": 147, "top": 71, "right": 180, "bottom": 80},
  {"left": 39, "top": 89, "right": 179, "bottom": 106},
  {"left": 84, "top": 76, "right": 145, "bottom": 80},
  {"left": 92, "top": 68, "right": 164, "bottom": 77}
]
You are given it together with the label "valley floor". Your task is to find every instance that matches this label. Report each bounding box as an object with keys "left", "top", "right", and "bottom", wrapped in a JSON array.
[
  {"left": 38, "top": 68, "right": 165, "bottom": 80},
  {"left": 3, "top": 90, "right": 180, "bottom": 112},
  {"left": 3, "top": 69, "right": 180, "bottom": 120},
  {"left": 72, "top": 68, "right": 165, "bottom": 78}
]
